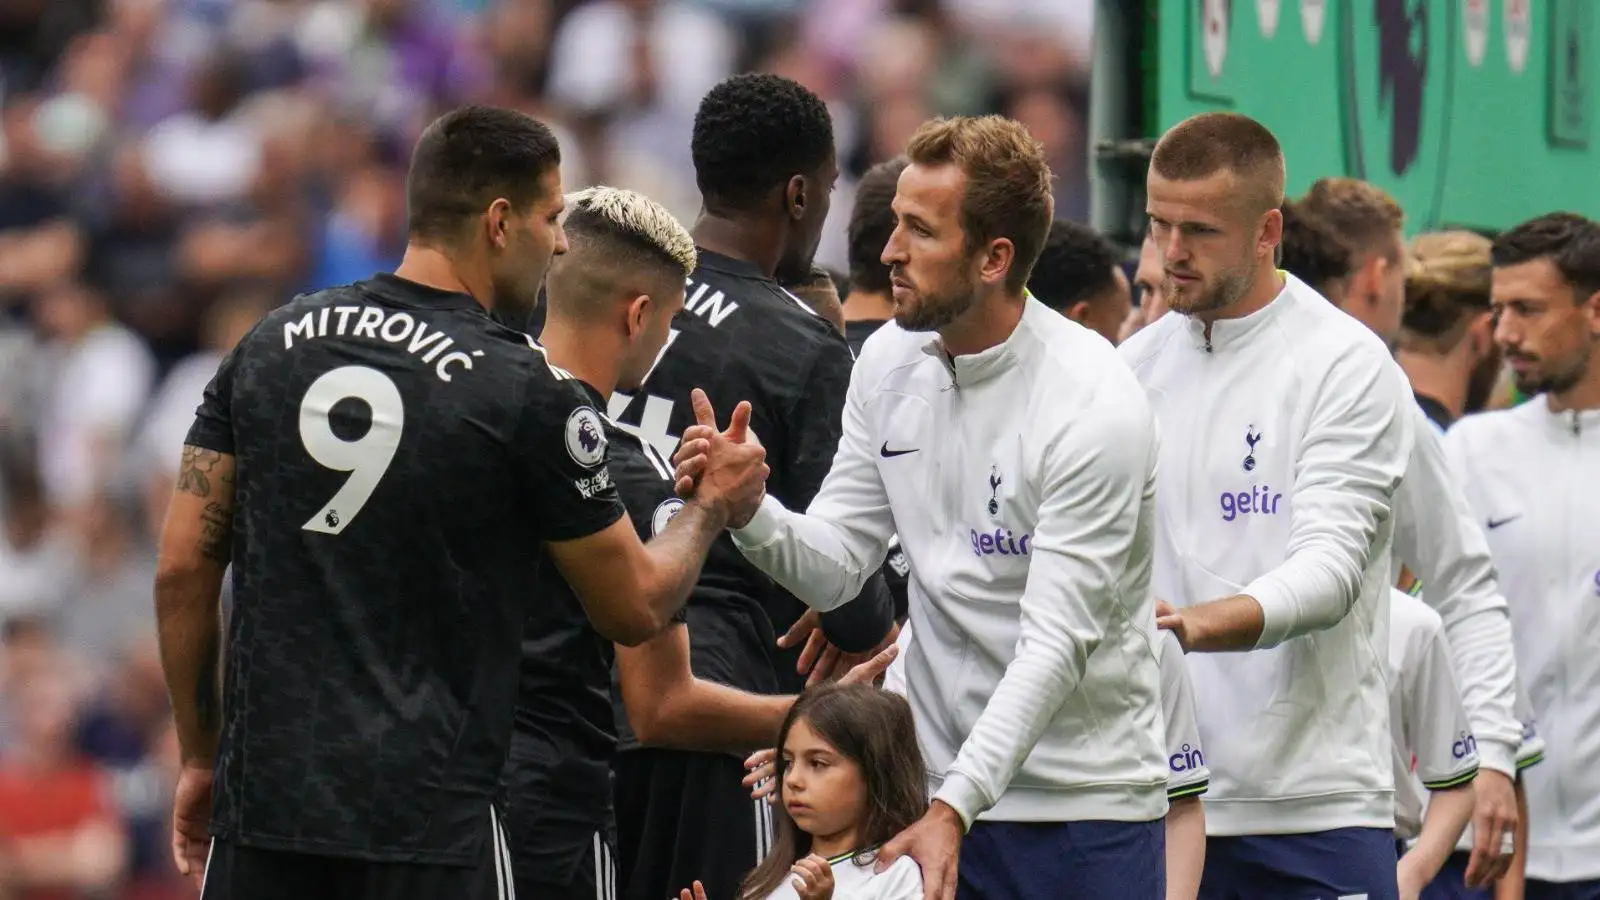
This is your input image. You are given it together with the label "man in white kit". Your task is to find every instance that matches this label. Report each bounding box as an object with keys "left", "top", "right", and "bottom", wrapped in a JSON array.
[
  {"left": 1119, "top": 111, "right": 1416, "bottom": 899},
  {"left": 1292, "top": 180, "right": 1528, "bottom": 889},
  {"left": 675, "top": 114, "right": 1169, "bottom": 900},
  {"left": 1445, "top": 212, "right": 1600, "bottom": 900}
]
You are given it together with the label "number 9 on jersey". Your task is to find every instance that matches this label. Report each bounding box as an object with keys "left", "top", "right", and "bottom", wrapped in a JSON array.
[{"left": 299, "top": 366, "right": 405, "bottom": 535}]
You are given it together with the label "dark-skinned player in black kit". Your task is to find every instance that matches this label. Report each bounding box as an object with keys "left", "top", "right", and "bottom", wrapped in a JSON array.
[{"left": 604, "top": 74, "right": 898, "bottom": 900}]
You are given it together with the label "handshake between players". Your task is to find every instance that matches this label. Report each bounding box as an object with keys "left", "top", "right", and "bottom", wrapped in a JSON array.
[{"left": 673, "top": 388, "right": 771, "bottom": 526}]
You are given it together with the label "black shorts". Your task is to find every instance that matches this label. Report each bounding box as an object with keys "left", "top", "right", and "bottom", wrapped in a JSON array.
[
  {"left": 512, "top": 830, "right": 618, "bottom": 900},
  {"left": 201, "top": 817, "right": 513, "bottom": 900},
  {"left": 613, "top": 748, "right": 772, "bottom": 900}
]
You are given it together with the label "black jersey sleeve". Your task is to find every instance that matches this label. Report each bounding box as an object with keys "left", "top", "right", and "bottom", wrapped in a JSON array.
[
  {"left": 185, "top": 336, "right": 246, "bottom": 454},
  {"left": 514, "top": 376, "right": 628, "bottom": 543},
  {"left": 778, "top": 335, "right": 854, "bottom": 510}
]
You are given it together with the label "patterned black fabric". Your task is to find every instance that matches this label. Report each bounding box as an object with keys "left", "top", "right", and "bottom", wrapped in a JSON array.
[
  {"left": 505, "top": 381, "right": 683, "bottom": 880},
  {"left": 607, "top": 250, "right": 891, "bottom": 696},
  {"left": 188, "top": 272, "right": 623, "bottom": 865}
]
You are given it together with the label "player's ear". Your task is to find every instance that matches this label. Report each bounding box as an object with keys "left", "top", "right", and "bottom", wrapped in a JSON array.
[
  {"left": 624, "top": 293, "right": 651, "bottom": 339},
  {"left": 1065, "top": 300, "right": 1092, "bottom": 326},
  {"left": 977, "top": 238, "right": 1013, "bottom": 288},
  {"left": 785, "top": 174, "right": 807, "bottom": 222},
  {"left": 1259, "top": 206, "right": 1284, "bottom": 259},
  {"left": 1582, "top": 287, "right": 1600, "bottom": 337},
  {"left": 486, "top": 198, "right": 513, "bottom": 250}
]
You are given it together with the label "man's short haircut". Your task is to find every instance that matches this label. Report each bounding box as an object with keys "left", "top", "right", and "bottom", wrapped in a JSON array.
[
  {"left": 691, "top": 73, "right": 835, "bottom": 212},
  {"left": 1027, "top": 220, "right": 1120, "bottom": 312},
  {"left": 1402, "top": 230, "right": 1492, "bottom": 352},
  {"left": 905, "top": 116, "right": 1054, "bottom": 293},
  {"left": 1490, "top": 212, "right": 1600, "bottom": 299},
  {"left": 847, "top": 156, "right": 909, "bottom": 295},
  {"left": 1278, "top": 200, "right": 1355, "bottom": 294},
  {"left": 563, "top": 186, "right": 697, "bottom": 279},
  {"left": 406, "top": 105, "right": 562, "bottom": 242},
  {"left": 1149, "top": 112, "right": 1286, "bottom": 215},
  {"left": 1298, "top": 177, "right": 1405, "bottom": 262}
]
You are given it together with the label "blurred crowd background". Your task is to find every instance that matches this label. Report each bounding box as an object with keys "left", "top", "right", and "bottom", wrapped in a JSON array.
[{"left": 0, "top": 0, "right": 1093, "bottom": 896}]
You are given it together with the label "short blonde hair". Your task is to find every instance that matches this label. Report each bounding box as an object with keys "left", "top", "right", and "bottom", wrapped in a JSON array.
[
  {"left": 1401, "top": 230, "right": 1492, "bottom": 352},
  {"left": 564, "top": 185, "right": 697, "bottom": 277}
]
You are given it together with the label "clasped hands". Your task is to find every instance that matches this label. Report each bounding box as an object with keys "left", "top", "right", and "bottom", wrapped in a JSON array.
[{"left": 672, "top": 388, "right": 770, "bottom": 528}]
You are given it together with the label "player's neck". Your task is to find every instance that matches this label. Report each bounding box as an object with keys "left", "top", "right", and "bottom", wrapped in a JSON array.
[
  {"left": 538, "top": 319, "right": 621, "bottom": 399},
  {"left": 938, "top": 287, "right": 1026, "bottom": 357},
  {"left": 1395, "top": 348, "right": 1468, "bottom": 420},
  {"left": 843, "top": 289, "right": 895, "bottom": 323},
  {"left": 1197, "top": 262, "right": 1284, "bottom": 326},
  {"left": 1548, "top": 357, "right": 1600, "bottom": 412},
  {"left": 393, "top": 244, "right": 494, "bottom": 311},
  {"left": 691, "top": 213, "right": 782, "bottom": 278}
]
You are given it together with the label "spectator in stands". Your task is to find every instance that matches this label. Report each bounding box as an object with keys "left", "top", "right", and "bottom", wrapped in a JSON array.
[{"left": 0, "top": 655, "right": 128, "bottom": 898}]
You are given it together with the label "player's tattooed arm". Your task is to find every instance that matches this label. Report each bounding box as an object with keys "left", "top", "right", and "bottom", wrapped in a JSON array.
[
  {"left": 155, "top": 444, "right": 237, "bottom": 764},
  {"left": 177, "top": 446, "right": 237, "bottom": 563}
]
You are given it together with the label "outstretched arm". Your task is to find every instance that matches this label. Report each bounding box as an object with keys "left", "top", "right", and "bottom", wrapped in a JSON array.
[{"left": 689, "top": 363, "right": 897, "bottom": 613}]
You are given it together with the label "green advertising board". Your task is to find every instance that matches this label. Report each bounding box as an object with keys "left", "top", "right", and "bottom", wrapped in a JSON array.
[{"left": 1152, "top": 0, "right": 1597, "bottom": 233}]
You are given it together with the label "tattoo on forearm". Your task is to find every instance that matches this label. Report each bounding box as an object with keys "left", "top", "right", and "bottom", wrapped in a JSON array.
[
  {"left": 194, "top": 627, "right": 222, "bottom": 734},
  {"left": 177, "top": 446, "right": 227, "bottom": 497},
  {"left": 198, "top": 501, "right": 233, "bottom": 563}
]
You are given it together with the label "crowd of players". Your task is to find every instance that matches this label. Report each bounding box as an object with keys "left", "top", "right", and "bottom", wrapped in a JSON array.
[{"left": 147, "top": 69, "right": 1600, "bottom": 900}]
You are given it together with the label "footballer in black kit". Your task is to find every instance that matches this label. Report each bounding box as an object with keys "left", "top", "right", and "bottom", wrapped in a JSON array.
[
  {"left": 149, "top": 106, "right": 677, "bottom": 900},
  {"left": 604, "top": 74, "right": 893, "bottom": 900},
  {"left": 504, "top": 378, "right": 686, "bottom": 900},
  {"left": 187, "top": 275, "right": 624, "bottom": 899}
]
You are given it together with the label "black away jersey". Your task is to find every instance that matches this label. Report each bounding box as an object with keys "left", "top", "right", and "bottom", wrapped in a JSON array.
[
  {"left": 607, "top": 251, "right": 888, "bottom": 693},
  {"left": 505, "top": 381, "right": 685, "bottom": 873},
  {"left": 186, "top": 274, "right": 625, "bottom": 865}
]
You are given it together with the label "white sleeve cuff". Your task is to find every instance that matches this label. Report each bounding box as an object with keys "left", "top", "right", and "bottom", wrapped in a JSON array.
[
  {"left": 1243, "top": 574, "right": 1293, "bottom": 649},
  {"left": 931, "top": 771, "right": 988, "bottom": 833},
  {"left": 729, "top": 494, "right": 786, "bottom": 549},
  {"left": 1475, "top": 739, "right": 1517, "bottom": 779}
]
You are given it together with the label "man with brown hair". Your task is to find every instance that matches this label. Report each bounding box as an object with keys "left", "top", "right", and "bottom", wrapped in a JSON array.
[
  {"left": 679, "top": 115, "right": 1169, "bottom": 899},
  {"left": 1277, "top": 199, "right": 1356, "bottom": 303},
  {"left": 1292, "top": 182, "right": 1528, "bottom": 892},
  {"left": 1299, "top": 176, "right": 1408, "bottom": 346},
  {"left": 1120, "top": 111, "right": 1417, "bottom": 898}
]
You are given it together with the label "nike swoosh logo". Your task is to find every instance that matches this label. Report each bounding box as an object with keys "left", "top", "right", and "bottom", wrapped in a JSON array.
[
  {"left": 880, "top": 443, "right": 918, "bottom": 458},
  {"left": 1486, "top": 515, "right": 1521, "bottom": 530}
]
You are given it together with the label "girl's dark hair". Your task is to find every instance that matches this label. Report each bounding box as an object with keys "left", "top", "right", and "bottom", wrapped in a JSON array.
[{"left": 738, "top": 684, "right": 926, "bottom": 900}]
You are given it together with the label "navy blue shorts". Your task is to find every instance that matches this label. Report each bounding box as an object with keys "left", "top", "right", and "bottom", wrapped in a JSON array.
[
  {"left": 1526, "top": 880, "right": 1600, "bottom": 900},
  {"left": 955, "top": 818, "right": 1164, "bottom": 900},
  {"left": 1419, "top": 851, "right": 1487, "bottom": 900},
  {"left": 1200, "top": 828, "right": 1399, "bottom": 900}
]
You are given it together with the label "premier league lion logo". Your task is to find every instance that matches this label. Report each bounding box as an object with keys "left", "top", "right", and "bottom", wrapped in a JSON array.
[{"left": 565, "top": 407, "right": 608, "bottom": 468}]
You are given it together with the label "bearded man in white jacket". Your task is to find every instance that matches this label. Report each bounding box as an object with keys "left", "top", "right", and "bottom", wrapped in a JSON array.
[
  {"left": 1118, "top": 111, "right": 1416, "bottom": 900},
  {"left": 674, "top": 114, "right": 1169, "bottom": 900}
]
